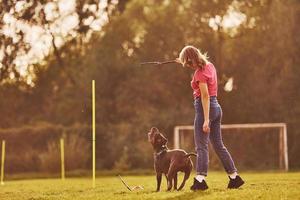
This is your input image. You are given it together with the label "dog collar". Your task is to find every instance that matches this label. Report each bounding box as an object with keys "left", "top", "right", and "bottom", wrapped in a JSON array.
[{"left": 155, "top": 145, "right": 168, "bottom": 157}]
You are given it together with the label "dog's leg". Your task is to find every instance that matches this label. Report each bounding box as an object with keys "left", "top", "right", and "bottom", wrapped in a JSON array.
[
  {"left": 167, "top": 173, "right": 174, "bottom": 191},
  {"left": 167, "top": 165, "right": 176, "bottom": 191},
  {"left": 173, "top": 173, "right": 178, "bottom": 190},
  {"left": 156, "top": 173, "right": 162, "bottom": 192},
  {"left": 177, "top": 170, "right": 191, "bottom": 191}
]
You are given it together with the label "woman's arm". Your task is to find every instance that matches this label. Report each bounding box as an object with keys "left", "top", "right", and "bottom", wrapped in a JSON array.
[{"left": 199, "top": 83, "right": 210, "bottom": 133}]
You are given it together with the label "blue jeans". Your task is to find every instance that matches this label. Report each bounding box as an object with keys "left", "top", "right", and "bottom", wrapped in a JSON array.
[{"left": 194, "top": 96, "right": 237, "bottom": 176}]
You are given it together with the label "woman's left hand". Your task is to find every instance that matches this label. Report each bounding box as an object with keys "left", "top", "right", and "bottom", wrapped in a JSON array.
[{"left": 203, "top": 120, "right": 210, "bottom": 133}]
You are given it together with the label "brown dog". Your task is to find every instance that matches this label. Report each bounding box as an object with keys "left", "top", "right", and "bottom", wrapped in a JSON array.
[{"left": 148, "top": 127, "right": 196, "bottom": 191}]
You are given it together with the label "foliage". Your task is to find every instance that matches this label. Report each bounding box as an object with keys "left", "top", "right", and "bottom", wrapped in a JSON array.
[{"left": 0, "top": 0, "right": 127, "bottom": 83}]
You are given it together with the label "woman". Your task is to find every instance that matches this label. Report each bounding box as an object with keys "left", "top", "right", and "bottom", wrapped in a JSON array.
[{"left": 176, "top": 45, "right": 244, "bottom": 190}]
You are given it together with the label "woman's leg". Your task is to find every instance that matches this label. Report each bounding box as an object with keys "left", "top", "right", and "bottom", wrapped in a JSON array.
[
  {"left": 209, "top": 106, "right": 237, "bottom": 174},
  {"left": 194, "top": 103, "right": 210, "bottom": 176}
]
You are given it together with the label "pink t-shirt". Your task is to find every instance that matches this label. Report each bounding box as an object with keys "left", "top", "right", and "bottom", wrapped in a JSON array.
[{"left": 191, "top": 62, "right": 218, "bottom": 99}]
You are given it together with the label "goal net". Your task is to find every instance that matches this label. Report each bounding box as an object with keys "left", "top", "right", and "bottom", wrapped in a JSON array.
[{"left": 174, "top": 123, "right": 288, "bottom": 171}]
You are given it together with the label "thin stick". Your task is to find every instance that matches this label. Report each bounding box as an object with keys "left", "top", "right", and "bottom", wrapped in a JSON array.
[
  {"left": 118, "top": 175, "right": 132, "bottom": 191},
  {"left": 92, "top": 80, "right": 96, "bottom": 188},
  {"left": 60, "top": 138, "right": 65, "bottom": 180},
  {"left": 140, "top": 60, "right": 177, "bottom": 66},
  {"left": 159, "top": 60, "right": 177, "bottom": 65},
  {"left": 1, "top": 140, "right": 5, "bottom": 185},
  {"left": 140, "top": 61, "right": 160, "bottom": 65}
]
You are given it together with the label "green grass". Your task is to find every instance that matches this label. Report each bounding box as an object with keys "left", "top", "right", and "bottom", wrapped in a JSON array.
[{"left": 0, "top": 171, "right": 300, "bottom": 200}]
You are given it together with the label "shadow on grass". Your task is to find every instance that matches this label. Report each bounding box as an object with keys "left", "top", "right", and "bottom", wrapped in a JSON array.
[{"left": 113, "top": 189, "right": 217, "bottom": 200}]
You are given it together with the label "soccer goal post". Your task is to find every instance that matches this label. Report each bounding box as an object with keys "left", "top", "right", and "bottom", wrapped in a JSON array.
[{"left": 174, "top": 123, "right": 288, "bottom": 171}]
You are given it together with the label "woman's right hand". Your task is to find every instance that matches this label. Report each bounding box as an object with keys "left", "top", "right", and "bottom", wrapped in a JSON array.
[
  {"left": 175, "top": 58, "right": 181, "bottom": 64},
  {"left": 175, "top": 58, "right": 186, "bottom": 68}
]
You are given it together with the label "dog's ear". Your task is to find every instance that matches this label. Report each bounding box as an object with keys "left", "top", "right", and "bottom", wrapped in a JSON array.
[
  {"left": 156, "top": 133, "right": 168, "bottom": 145},
  {"left": 150, "top": 127, "right": 159, "bottom": 132},
  {"left": 160, "top": 133, "right": 168, "bottom": 145}
]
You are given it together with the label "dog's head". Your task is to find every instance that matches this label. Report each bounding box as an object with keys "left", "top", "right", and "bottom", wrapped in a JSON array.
[{"left": 147, "top": 127, "right": 168, "bottom": 149}]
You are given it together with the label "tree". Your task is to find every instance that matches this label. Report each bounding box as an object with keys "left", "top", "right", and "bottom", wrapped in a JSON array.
[{"left": 0, "top": 0, "right": 128, "bottom": 84}]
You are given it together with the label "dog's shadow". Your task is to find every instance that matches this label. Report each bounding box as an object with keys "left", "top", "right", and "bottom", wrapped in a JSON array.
[
  {"left": 148, "top": 190, "right": 213, "bottom": 200},
  {"left": 114, "top": 189, "right": 214, "bottom": 199}
]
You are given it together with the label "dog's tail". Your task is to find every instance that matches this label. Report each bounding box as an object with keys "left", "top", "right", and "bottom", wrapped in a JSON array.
[{"left": 185, "top": 152, "right": 197, "bottom": 157}]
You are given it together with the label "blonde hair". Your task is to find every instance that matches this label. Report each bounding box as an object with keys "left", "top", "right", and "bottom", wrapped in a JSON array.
[{"left": 179, "top": 45, "right": 208, "bottom": 70}]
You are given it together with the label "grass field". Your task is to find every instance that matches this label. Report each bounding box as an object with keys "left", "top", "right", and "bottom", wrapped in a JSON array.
[{"left": 0, "top": 171, "right": 300, "bottom": 200}]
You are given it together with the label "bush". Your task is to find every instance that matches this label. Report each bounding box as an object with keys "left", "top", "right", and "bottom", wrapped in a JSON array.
[{"left": 0, "top": 122, "right": 92, "bottom": 173}]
